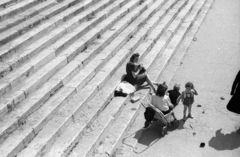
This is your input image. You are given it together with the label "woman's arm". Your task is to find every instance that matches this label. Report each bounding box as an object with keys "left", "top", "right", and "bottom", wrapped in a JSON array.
[{"left": 131, "top": 65, "right": 142, "bottom": 78}]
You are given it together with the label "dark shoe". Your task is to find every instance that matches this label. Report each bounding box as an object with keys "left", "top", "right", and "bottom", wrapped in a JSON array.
[
  {"left": 188, "top": 114, "right": 194, "bottom": 118},
  {"left": 144, "top": 121, "right": 151, "bottom": 129}
]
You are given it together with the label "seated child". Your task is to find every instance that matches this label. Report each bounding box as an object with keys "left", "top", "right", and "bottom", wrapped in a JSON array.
[{"left": 168, "top": 84, "right": 181, "bottom": 107}]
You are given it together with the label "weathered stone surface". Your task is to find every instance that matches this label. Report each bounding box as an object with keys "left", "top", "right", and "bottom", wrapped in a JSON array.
[{"left": 0, "top": 0, "right": 215, "bottom": 157}]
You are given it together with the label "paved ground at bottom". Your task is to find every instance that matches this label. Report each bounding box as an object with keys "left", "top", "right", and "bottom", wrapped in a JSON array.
[{"left": 115, "top": 0, "right": 240, "bottom": 156}]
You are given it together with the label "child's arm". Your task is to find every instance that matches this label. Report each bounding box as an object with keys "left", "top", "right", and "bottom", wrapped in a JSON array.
[
  {"left": 176, "top": 95, "right": 181, "bottom": 105},
  {"left": 192, "top": 88, "right": 198, "bottom": 95},
  {"left": 192, "top": 84, "right": 198, "bottom": 95}
]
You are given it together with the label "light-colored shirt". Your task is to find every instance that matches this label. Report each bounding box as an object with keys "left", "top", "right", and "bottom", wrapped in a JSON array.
[{"left": 151, "top": 94, "right": 172, "bottom": 112}]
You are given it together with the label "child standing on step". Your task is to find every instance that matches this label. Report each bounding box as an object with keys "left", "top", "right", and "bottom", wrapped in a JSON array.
[{"left": 182, "top": 82, "right": 198, "bottom": 121}]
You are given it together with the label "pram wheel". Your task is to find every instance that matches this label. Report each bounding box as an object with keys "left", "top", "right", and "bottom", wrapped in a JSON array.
[{"left": 161, "top": 126, "right": 167, "bottom": 135}]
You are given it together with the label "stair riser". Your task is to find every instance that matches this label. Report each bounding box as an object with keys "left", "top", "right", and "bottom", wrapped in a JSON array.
[
  {"left": 0, "top": 0, "right": 136, "bottom": 150},
  {"left": 0, "top": 0, "right": 128, "bottom": 99},
  {"left": 57, "top": 0, "right": 131, "bottom": 58},
  {"left": 23, "top": 1, "right": 157, "bottom": 156},
  {"left": 0, "top": 0, "right": 19, "bottom": 8},
  {"left": 0, "top": 0, "right": 93, "bottom": 62},
  {"left": 46, "top": 0, "right": 173, "bottom": 156},
  {"left": 0, "top": 81, "right": 64, "bottom": 144},
  {"left": 0, "top": 0, "right": 41, "bottom": 22},
  {"left": 0, "top": 1, "right": 56, "bottom": 33}
]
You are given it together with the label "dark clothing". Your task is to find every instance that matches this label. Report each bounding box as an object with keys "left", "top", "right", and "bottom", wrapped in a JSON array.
[
  {"left": 227, "top": 70, "right": 240, "bottom": 114},
  {"left": 162, "top": 107, "right": 173, "bottom": 115},
  {"left": 231, "top": 70, "right": 240, "bottom": 95},
  {"left": 125, "top": 62, "right": 147, "bottom": 85},
  {"left": 144, "top": 107, "right": 155, "bottom": 122},
  {"left": 182, "top": 91, "right": 194, "bottom": 106},
  {"left": 168, "top": 90, "right": 180, "bottom": 106}
]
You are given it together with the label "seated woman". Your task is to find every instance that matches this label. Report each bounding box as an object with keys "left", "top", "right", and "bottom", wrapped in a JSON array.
[
  {"left": 125, "top": 53, "right": 158, "bottom": 93},
  {"left": 151, "top": 82, "right": 177, "bottom": 121}
]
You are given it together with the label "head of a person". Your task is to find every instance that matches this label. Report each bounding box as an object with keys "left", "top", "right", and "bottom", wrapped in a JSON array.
[
  {"left": 130, "top": 53, "right": 140, "bottom": 63},
  {"left": 173, "top": 84, "right": 180, "bottom": 91},
  {"left": 156, "top": 82, "right": 168, "bottom": 97},
  {"left": 185, "top": 82, "right": 193, "bottom": 90}
]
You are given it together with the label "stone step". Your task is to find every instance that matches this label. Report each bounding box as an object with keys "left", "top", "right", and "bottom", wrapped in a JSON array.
[
  {"left": 0, "top": 0, "right": 138, "bottom": 146},
  {"left": 0, "top": 0, "right": 57, "bottom": 33},
  {"left": 92, "top": 0, "right": 212, "bottom": 157},
  {"left": 0, "top": 0, "right": 106, "bottom": 49},
  {"left": 0, "top": 0, "right": 40, "bottom": 21},
  {"left": 0, "top": 0, "right": 136, "bottom": 145},
  {"left": 0, "top": 0, "right": 120, "bottom": 100},
  {"left": 68, "top": 0, "right": 197, "bottom": 156},
  {"left": 0, "top": 0, "right": 145, "bottom": 156},
  {"left": 0, "top": 0, "right": 127, "bottom": 116},
  {"left": 13, "top": 0, "right": 164, "bottom": 156},
  {"left": 0, "top": 0, "right": 19, "bottom": 8},
  {"left": 42, "top": 1, "right": 175, "bottom": 157},
  {"left": 0, "top": 0, "right": 92, "bottom": 61}
]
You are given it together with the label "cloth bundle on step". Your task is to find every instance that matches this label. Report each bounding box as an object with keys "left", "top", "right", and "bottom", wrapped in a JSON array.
[{"left": 115, "top": 81, "right": 136, "bottom": 97}]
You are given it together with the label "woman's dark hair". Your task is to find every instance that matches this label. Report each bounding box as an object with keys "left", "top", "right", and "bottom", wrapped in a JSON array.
[
  {"left": 156, "top": 82, "right": 168, "bottom": 97},
  {"left": 130, "top": 53, "right": 140, "bottom": 62}
]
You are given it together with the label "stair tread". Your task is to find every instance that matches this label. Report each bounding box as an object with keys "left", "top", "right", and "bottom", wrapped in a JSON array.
[
  {"left": 0, "top": 0, "right": 36, "bottom": 17},
  {"left": 0, "top": 0, "right": 134, "bottom": 145},
  {"left": 0, "top": 0, "right": 92, "bottom": 60},
  {"left": 0, "top": 0, "right": 56, "bottom": 31}
]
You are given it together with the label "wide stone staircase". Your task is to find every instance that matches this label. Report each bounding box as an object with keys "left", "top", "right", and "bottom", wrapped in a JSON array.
[{"left": 0, "top": 0, "right": 214, "bottom": 156}]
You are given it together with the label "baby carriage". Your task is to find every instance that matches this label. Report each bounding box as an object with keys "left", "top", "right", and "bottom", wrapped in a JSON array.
[{"left": 141, "top": 101, "right": 179, "bottom": 135}]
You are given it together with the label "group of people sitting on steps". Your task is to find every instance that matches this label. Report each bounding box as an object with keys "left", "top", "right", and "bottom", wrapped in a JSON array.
[{"left": 124, "top": 53, "right": 198, "bottom": 128}]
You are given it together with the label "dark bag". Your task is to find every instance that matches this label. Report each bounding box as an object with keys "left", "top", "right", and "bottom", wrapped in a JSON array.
[
  {"left": 144, "top": 107, "right": 155, "bottom": 122},
  {"left": 139, "top": 67, "right": 146, "bottom": 74},
  {"left": 114, "top": 90, "right": 127, "bottom": 97}
]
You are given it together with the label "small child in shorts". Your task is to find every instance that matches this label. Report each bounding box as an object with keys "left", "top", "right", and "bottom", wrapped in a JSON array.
[{"left": 182, "top": 82, "right": 198, "bottom": 121}]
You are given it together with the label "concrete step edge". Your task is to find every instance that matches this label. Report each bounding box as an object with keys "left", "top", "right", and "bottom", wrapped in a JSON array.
[
  {"left": 0, "top": 0, "right": 19, "bottom": 8},
  {"left": 0, "top": 0, "right": 119, "bottom": 98},
  {"left": 41, "top": 1, "right": 174, "bottom": 156},
  {"left": 0, "top": 0, "right": 92, "bottom": 61},
  {"left": 0, "top": 0, "right": 40, "bottom": 21},
  {"left": 0, "top": 0, "right": 129, "bottom": 117},
  {"left": 0, "top": 0, "right": 56, "bottom": 33},
  {"left": 0, "top": 0, "right": 143, "bottom": 155},
  {"left": 0, "top": 0, "right": 140, "bottom": 148},
  {"left": 11, "top": 0, "right": 158, "bottom": 156}
]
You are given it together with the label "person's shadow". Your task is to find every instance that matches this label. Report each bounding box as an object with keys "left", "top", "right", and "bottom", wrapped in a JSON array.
[{"left": 208, "top": 129, "right": 240, "bottom": 150}]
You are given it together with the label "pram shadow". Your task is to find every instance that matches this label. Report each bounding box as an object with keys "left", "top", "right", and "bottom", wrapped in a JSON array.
[{"left": 136, "top": 120, "right": 179, "bottom": 148}]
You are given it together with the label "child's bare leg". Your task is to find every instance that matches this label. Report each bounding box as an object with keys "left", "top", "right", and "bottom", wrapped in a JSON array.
[
  {"left": 183, "top": 105, "right": 187, "bottom": 120},
  {"left": 188, "top": 104, "right": 193, "bottom": 118}
]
